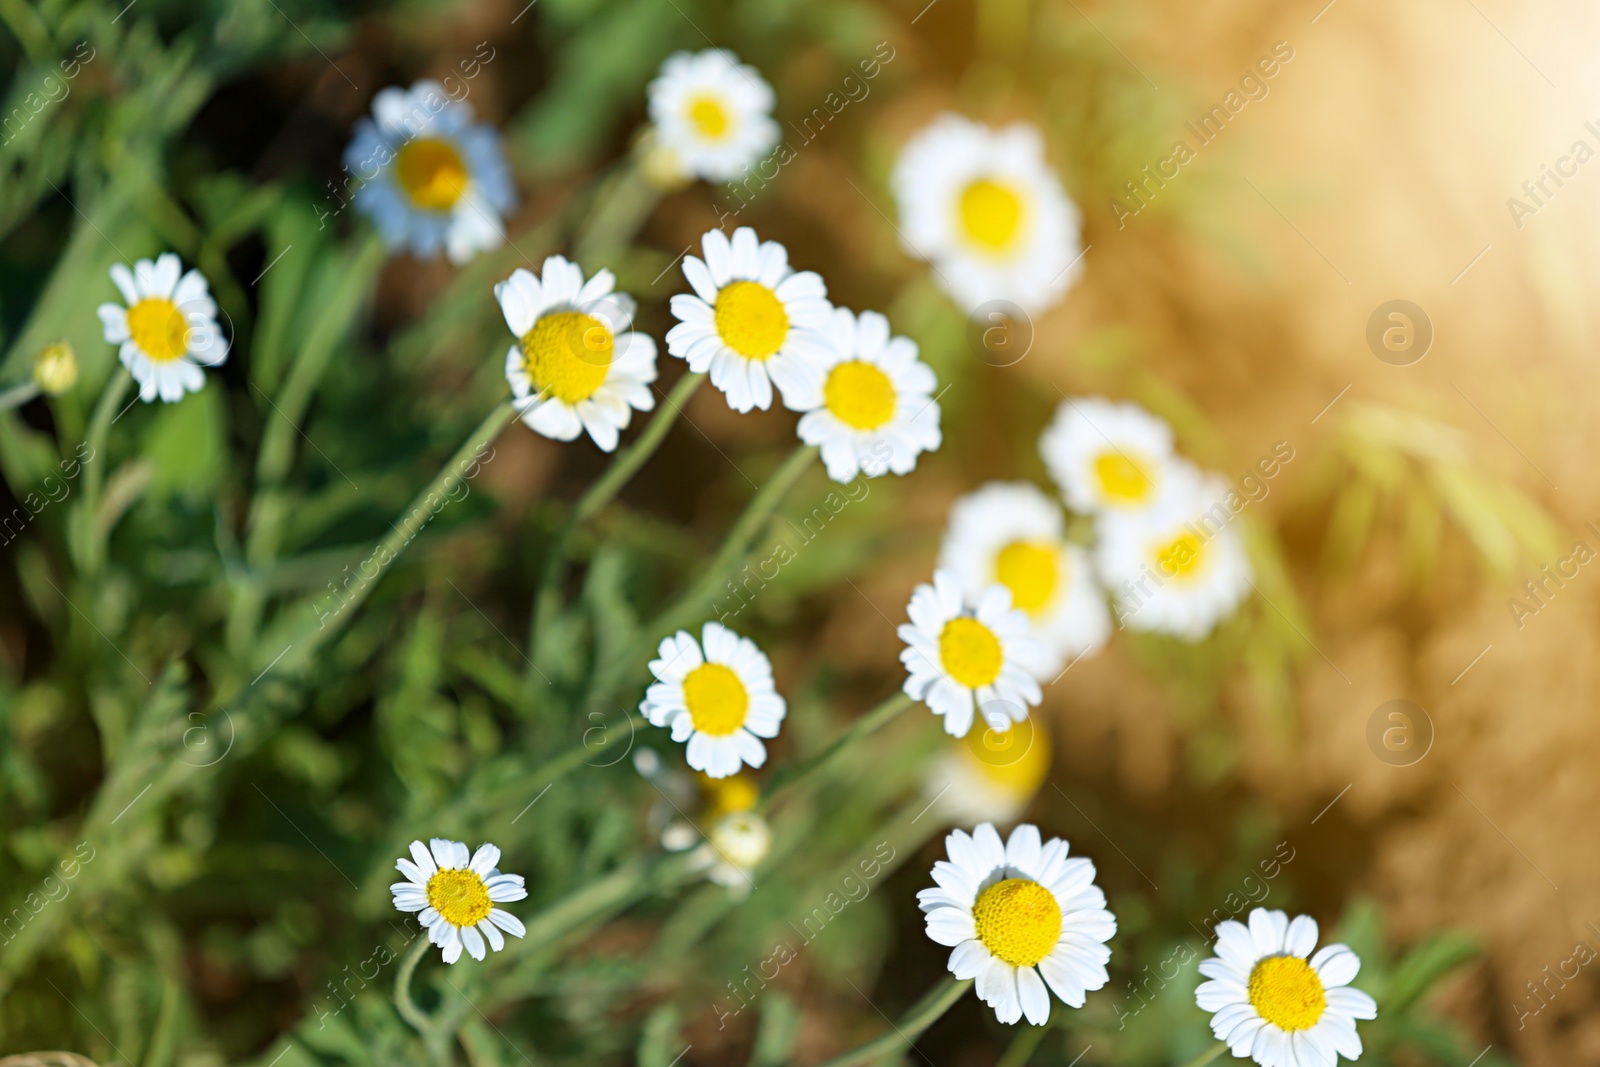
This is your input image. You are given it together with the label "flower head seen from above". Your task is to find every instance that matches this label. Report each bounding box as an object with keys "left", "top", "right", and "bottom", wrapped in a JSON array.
[
  {"left": 1196, "top": 908, "right": 1377, "bottom": 1067},
  {"left": 939, "top": 481, "right": 1111, "bottom": 678},
  {"left": 391, "top": 839, "right": 527, "bottom": 964},
  {"left": 920, "top": 823, "right": 1116, "bottom": 1025},
  {"left": 898, "top": 569, "right": 1042, "bottom": 739},
  {"left": 926, "top": 714, "right": 1052, "bottom": 827},
  {"left": 666, "top": 226, "right": 833, "bottom": 412},
  {"left": 497, "top": 255, "right": 658, "bottom": 452},
  {"left": 791, "top": 307, "right": 942, "bottom": 484},
  {"left": 97, "top": 254, "right": 229, "bottom": 404},
  {"left": 345, "top": 80, "right": 516, "bottom": 264},
  {"left": 641, "top": 621, "right": 786, "bottom": 779},
  {"left": 1039, "top": 397, "right": 1177, "bottom": 516},
  {"left": 1094, "top": 466, "right": 1253, "bottom": 641},
  {"left": 647, "top": 49, "right": 779, "bottom": 182},
  {"left": 891, "top": 113, "right": 1084, "bottom": 314}
]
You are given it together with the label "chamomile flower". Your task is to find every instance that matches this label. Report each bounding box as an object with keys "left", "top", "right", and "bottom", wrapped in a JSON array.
[
  {"left": 939, "top": 482, "right": 1111, "bottom": 677},
  {"left": 920, "top": 823, "right": 1116, "bottom": 1025},
  {"left": 345, "top": 80, "right": 516, "bottom": 264},
  {"left": 1039, "top": 397, "right": 1177, "bottom": 516},
  {"left": 925, "top": 715, "right": 1052, "bottom": 827},
  {"left": 647, "top": 50, "right": 779, "bottom": 182},
  {"left": 1196, "top": 908, "right": 1377, "bottom": 1067},
  {"left": 496, "top": 255, "right": 658, "bottom": 452},
  {"left": 641, "top": 622, "right": 786, "bottom": 779},
  {"left": 1094, "top": 467, "right": 1252, "bottom": 641},
  {"left": 666, "top": 227, "right": 833, "bottom": 412},
  {"left": 898, "top": 570, "right": 1042, "bottom": 739},
  {"left": 96, "top": 254, "right": 229, "bottom": 403},
  {"left": 891, "top": 113, "right": 1083, "bottom": 314},
  {"left": 791, "top": 308, "right": 942, "bottom": 483},
  {"left": 390, "top": 839, "right": 527, "bottom": 964}
]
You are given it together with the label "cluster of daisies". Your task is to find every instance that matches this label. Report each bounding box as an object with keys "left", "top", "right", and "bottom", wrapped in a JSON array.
[{"left": 78, "top": 43, "right": 1377, "bottom": 1067}]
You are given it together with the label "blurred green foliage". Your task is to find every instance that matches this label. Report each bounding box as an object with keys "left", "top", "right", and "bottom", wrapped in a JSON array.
[{"left": 0, "top": 0, "right": 1524, "bottom": 1064}]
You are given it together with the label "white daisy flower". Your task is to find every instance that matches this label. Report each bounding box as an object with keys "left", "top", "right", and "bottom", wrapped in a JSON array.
[
  {"left": 1196, "top": 908, "right": 1378, "bottom": 1067},
  {"left": 1094, "top": 467, "right": 1252, "bottom": 641},
  {"left": 641, "top": 621, "right": 786, "bottom": 779},
  {"left": 919, "top": 822, "right": 1116, "bottom": 1025},
  {"left": 1039, "top": 397, "right": 1178, "bottom": 516},
  {"left": 496, "top": 255, "right": 658, "bottom": 452},
  {"left": 646, "top": 49, "right": 780, "bottom": 182},
  {"left": 344, "top": 80, "right": 516, "bottom": 264},
  {"left": 924, "top": 716, "right": 1052, "bottom": 827},
  {"left": 390, "top": 838, "right": 527, "bottom": 964},
  {"left": 890, "top": 113, "right": 1083, "bottom": 314},
  {"left": 897, "top": 569, "right": 1042, "bottom": 739},
  {"left": 96, "top": 254, "right": 229, "bottom": 404},
  {"left": 665, "top": 226, "right": 833, "bottom": 412},
  {"left": 939, "top": 482, "right": 1111, "bottom": 677},
  {"left": 791, "top": 307, "right": 942, "bottom": 484}
]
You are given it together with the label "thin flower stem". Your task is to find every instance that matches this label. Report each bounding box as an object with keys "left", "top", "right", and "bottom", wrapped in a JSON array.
[
  {"left": 0, "top": 380, "right": 39, "bottom": 411},
  {"left": 528, "top": 371, "right": 706, "bottom": 682},
  {"left": 394, "top": 933, "right": 435, "bottom": 1038},
  {"left": 994, "top": 1012, "right": 1055, "bottom": 1067},
  {"left": 573, "top": 160, "right": 662, "bottom": 264},
  {"left": 1177, "top": 1042, "right": 1229, "bottom": 1067},
  {"left": 813, "top": 976, "right": 972, "bottom": 1067},
  {"left": 72, "top": 368, "right": 131, "bottom": 575},
  {"left": 647, "top": 443, "right": 816, "bottom": 641},
  {"left": 760, "top": 691, "right": 914, "bottom": 808}
]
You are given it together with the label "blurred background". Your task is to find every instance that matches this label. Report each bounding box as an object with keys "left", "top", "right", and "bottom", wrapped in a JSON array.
[{"left": 1, "top": 0, "right": 1596, "bottom": 1065}]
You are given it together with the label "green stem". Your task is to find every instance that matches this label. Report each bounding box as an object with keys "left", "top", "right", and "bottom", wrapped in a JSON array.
[
  {"left": 290, "top": 401, "right": 516, "bottom": 641},
  {"left": 573, "top": 160, "right": 662, "bottom": 264},
  {"left": 0, "top": 381, "right": 39, "bottom": 411},
  {"left": 1177, "top": 1043, "right": 1229, "bottom": 1067},
  {"left": 73, "top": 368, "right": 131, "bottom": 575},
  {"left": 647, "top": 443, "right": 815, "bottom": 641},
  {"left": 760, "top": 692, "right": 913, "bottom": 808},
  {"left": 393, "top": 933, "right": 434, "bottom": 1037},
  {"left": 814, "top": 977, "right": 971, "bottom": 1067},
  {"left": 528, "top": 372, "right": 705, "bottom": 682},
  {"left": 994, "top": 1013, "right": 1053, "bottom": 1067}
]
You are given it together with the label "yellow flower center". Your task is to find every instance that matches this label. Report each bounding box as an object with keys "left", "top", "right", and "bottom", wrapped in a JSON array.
[
  {"left": 1248, "top": 956, "right": 1327, "bottom": 1031},
  {"left": 426, "top": 867, "right": 493, "bottom": 928},
  {"left": 394, "top": 137, "right": 469, "bottom": 211},
  {"left": 958, "top": 178, "right": 1025, "bottom": 252},
  {"left": 938, "top": 616, "right": 1003, "bottom": 689},
  {"left": 713, "top": 281, "right": 789, "bottom": 359},
  {"left": 686, "top": 94, "right": 733, "bottom": 139},
  {"left": 994, "top": 539, "right": 1061, "bottom": 615},
  {"left": 699, "top": 772, "right": 760, "bottom": 818},
  {"left": 824, "top": 361, "right": 896, "bottom": 430},
  {"left": 1094, "top": 451, "right": 1154, "bottom": 504},
  {"left": 521, "top": 311, "right": 613, "bottom": 405},
  {"left": 972, "top": 878, "right": 1062, "bottom": 967},
  {"left": 682, "top": 662, "right": 749, "bottom": 736},
  {"left": 1154, "top": 532, "right": 1205, "bottom": 580},
  {"left": 962, "top": 716, "right": 1052, "bottom": 796},
  {"left": 126, "top": 298, "right": 189, "bottom": 362}
]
